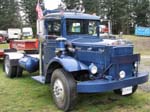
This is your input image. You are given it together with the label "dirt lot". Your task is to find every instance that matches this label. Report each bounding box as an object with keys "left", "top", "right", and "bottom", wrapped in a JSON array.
[{"left": 139, "top": 57, "right": 150, "bottom": 92}]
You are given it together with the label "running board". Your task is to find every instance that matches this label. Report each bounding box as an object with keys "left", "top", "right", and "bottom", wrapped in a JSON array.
[{"left": 31, "top": 76, "right": 45, "bottom": 84}]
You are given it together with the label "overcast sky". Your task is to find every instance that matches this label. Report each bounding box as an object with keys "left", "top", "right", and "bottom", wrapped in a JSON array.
[{"left": 44, "top": 0, "right": 61, "bottom": 10}]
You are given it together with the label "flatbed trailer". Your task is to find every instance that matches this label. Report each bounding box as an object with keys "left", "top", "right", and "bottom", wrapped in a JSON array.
[
  {"left": 0, "top": 35, "right": 6, "bottom": 43},
  {"left": 0, "top": 39, "right": 38, "bottom": 58},
  {"left": 9, "top": 39, "right": 38, "bottom": 51},
  {"left": 0, "top": 50, "right": 4, "bottom": 58}
]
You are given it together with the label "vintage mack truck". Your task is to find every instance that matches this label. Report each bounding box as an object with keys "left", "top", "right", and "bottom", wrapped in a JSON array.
[{"left": 3, "top": 10, "right": 149, "bottom": 111}]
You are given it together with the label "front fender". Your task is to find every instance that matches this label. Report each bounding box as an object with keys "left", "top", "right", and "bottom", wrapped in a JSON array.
[{"left": 48, "top": 56, "right": 89, "bottom": 72}]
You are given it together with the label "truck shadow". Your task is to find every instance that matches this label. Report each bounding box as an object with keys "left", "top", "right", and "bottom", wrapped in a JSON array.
[
  {"left": 0, "top": 59, "right": 4, "bottom": 63},
  {"left": 74, "top": 92, "right": 140, "bottom": 111},
  {"left": 78, "top": 93, "right": 121, "bottom": 105}
]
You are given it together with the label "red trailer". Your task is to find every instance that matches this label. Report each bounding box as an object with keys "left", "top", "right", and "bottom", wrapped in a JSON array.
[
  {"left": 9, "top": 39, "right": 38, "bottom": 51},
  {"left": 0, "top": 50, "right": 4, "bottom": 58},
  {"left": 0, "top": 39, "right": 38, "bottom": 58},
  {"left": 0, "top": 34, "right": 6, "bottom": 43}
]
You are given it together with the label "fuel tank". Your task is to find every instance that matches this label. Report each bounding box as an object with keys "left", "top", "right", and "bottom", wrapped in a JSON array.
[{"left": 19, "top": 56, "right": 39, "bottom": 72}]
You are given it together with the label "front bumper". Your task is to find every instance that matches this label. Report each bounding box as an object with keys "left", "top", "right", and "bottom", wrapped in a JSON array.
[{"left": 77, "top": 72, "right": 149, "bottom": 93}]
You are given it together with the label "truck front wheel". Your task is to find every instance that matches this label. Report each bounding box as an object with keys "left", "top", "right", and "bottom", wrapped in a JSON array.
[
  {"left": 114, "top": 85, "right": 138, "bottom": 96},
  {"left": 51, "top": 69, "right": 77, "bottom": 111},
  {"left": 4, "top": 56, "right": 17, "bottom": 78}
]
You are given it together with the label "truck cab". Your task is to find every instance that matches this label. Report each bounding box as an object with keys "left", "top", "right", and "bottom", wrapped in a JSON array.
[
  {"left": 7, "top": 28, "right": 22, "bottom": 42},
  {"left": 22, "top": 27, "right": 33, "bottom": 39},
  {"left": 4, "top": 10, "right": 149, "bottom": 111}
]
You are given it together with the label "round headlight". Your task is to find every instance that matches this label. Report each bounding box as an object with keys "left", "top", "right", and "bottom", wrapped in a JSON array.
[
  {"left": 119, "top": 71, "right": 126, "bottom": 79},
  {"left": 134, "top": 62, "right": 138, "bottom": 68},
  {"left": 89, "top": 63, "right": 98, "bottom": 74}
]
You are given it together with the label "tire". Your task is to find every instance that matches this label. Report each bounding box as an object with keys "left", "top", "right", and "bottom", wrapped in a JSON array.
[
  {"left": 4, "top": 48, "right": 17, "bottom": 53},
  {"left": 4, "top": 56, "right": 17, "bottom": 78},
  {"left": 51, "top": 69, "right": 77, "bottom": 112},
  {"left": 16, "top": 66, "right": 23, "bottom": 77},
  {"left": 6, "top": 40, "right": 10, "bottom": 43},
  {"left": 114, "top": 85, "right": 138, "bottom": 96},
  {"left": 24, "top": 50, "right": 38, "bottom": 54}
]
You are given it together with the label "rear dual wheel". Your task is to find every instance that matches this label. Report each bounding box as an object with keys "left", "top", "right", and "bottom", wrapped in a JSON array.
[
  {"left": 4, "top": 56, "right": 16, "bottom": 78},
  {"left": 4, "top": 56, "right": 23, "bottom": 78}
]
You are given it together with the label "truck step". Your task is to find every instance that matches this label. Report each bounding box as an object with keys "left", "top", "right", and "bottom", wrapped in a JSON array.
[{"left": 31, "top": 76, "right": 45, "bottom": 84}]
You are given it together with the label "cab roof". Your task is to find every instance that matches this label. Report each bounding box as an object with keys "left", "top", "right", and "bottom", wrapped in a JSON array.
[{"left": 44, "top": 10, "right": 100, "bottom": 20}]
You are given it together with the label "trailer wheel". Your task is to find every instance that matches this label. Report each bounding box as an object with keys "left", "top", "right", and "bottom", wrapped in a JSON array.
[
  {"left": 6, "top": 40, "right": 10, "bottom": 43},
  {"left": 16, "top": 66, "right": 23, "bottom": 77},
  {"left": 114, "top": 85, "right": 138, "bottom": 96},
  {"left": 51, "top": 69, "right": 77, "bottom": 112},
  {"left": 4, "top": 56, "right": 17, "bottom": 78}
]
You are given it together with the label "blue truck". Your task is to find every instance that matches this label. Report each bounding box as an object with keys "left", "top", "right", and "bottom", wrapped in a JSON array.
[{"left": 4, "top": 10, "right": 149, "bottom": 111}]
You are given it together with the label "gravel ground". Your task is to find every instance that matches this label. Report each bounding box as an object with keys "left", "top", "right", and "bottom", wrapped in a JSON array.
[
  {"left": 139, "top": 56, "right": 150, "bottom": 74},
  {"left": 138, "top": 57, "right": 150, "bottom": 92}
]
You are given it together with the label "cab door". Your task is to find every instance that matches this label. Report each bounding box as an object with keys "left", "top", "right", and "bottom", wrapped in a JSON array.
[{"left": 43, "top": 19, "right": 62, "bottom": 66}]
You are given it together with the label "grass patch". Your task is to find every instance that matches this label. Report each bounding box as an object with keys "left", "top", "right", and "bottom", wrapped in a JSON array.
[
  {"left": 0, "top": 66, "right": 150, "bottom": 112},
  {"left": 0, "top": 43, "right": 9, "bottom": 49},
  {"left": 0, "top": 62, "right": 61, "bottom": 112},
  {"left": 142, "top": 59, "right": 150, "bottom": 66},
  {"left": 0, "top": 36, "right": 150, "bottom": 112}
]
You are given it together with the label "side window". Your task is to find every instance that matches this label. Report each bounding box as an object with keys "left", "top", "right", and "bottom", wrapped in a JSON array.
[
  {"left": 67, "top": 20, "right": 84, "bottom": 35},
  {"left": 71, "top": 23, "right": 81, "bottom": 33},
  {"left": 47, "top": 20, "right": 61, "bottom": 36},
  {"left": 53, "top": 22, "right": 61, "bottom": 33},
  {"left": 88, "top": 21, "right": 97, "bottom": 35},
  {"left": 47, "top": 23, "right": 52, "bottom": 33}
]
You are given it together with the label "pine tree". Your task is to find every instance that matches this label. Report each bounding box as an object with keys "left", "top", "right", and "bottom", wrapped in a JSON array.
[
  {"left": 64, "top": 0, "right": 79, "bottom": 9},
  {"left": 19, "top": 0, "right": 37, "bottom": 34},
  {"left": 0, "top": 0, "right": 21, "bottom": 30},
  {"left": 132, "top": 0, "right": 150, "bottom": 26}
]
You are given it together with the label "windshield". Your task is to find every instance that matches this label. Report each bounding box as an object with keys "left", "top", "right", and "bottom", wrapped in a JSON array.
[{"left": 66, "top": 19, "right": 99, "bottom": 36}]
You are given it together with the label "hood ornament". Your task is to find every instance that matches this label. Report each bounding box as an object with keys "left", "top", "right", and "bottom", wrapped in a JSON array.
[
  {"left": 87, "top": 47, "right": 92, "bottom": 51},
  {"left": 99, "top": 48, "right": 105, "bottom": 53}
]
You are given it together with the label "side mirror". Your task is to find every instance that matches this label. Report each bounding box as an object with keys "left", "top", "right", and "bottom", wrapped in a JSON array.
[
  {"left": 37, "top": 19, "right": 45, "bottom": 42},
  {"left": 55, "top": 37, "right": 67, "bottom": 57}
]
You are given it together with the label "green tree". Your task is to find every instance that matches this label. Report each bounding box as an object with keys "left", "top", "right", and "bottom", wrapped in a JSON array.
[
  {"left": 132, "top": 0, "right": 150, "bottom": 26},
  {"left": 97, "top": 0, "right": 150, "bottom": 34},
  {"left": 97, "top": 0, "right": 131, "bottom": 34},
  {"left": 83, "top": 0, "right": 99, "bottom": 14},
  {"left": 64, "top": 0, "right": 79, "bottom": 9},
  {"left": 0, "top": 0, "right": 21, "bottom": 30},
  {"left": 20, "top": 0, "right": 37, "bottom": 34},
  {"left": 19, "top": 0, "right": 150, "bottom": 35}
]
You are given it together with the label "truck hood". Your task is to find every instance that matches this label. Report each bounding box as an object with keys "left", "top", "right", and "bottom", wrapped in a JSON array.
[
  {"left": 68, "top": 36, "right": 133, "bottom": 79},
  {"left": 67, "top": 35, "right": 121, "bottom": 46}
]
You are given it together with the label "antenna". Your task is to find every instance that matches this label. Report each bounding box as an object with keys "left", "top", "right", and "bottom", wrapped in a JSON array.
[{"left": 75, "top": 0, "right": 85, "bottom": 13}]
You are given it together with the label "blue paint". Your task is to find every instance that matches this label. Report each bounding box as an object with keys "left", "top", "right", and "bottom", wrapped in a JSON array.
[
  {"left": 77, "top": 72, "right": 149, "bottom": 93},
  {"left": 19, "top": 56, "right": 39, "bottom": 73},
  {"left": 135, "top": 26, "right": 150, "bottom": 37},
  {"left": 43, "top": 10, "right": 100, "bottom": 20},
  {"left": 56, "top": 39, "right": 66, "bottom": 51},
  {"left": 49, "top": 56, "right": 88, "bottom": 72}
]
